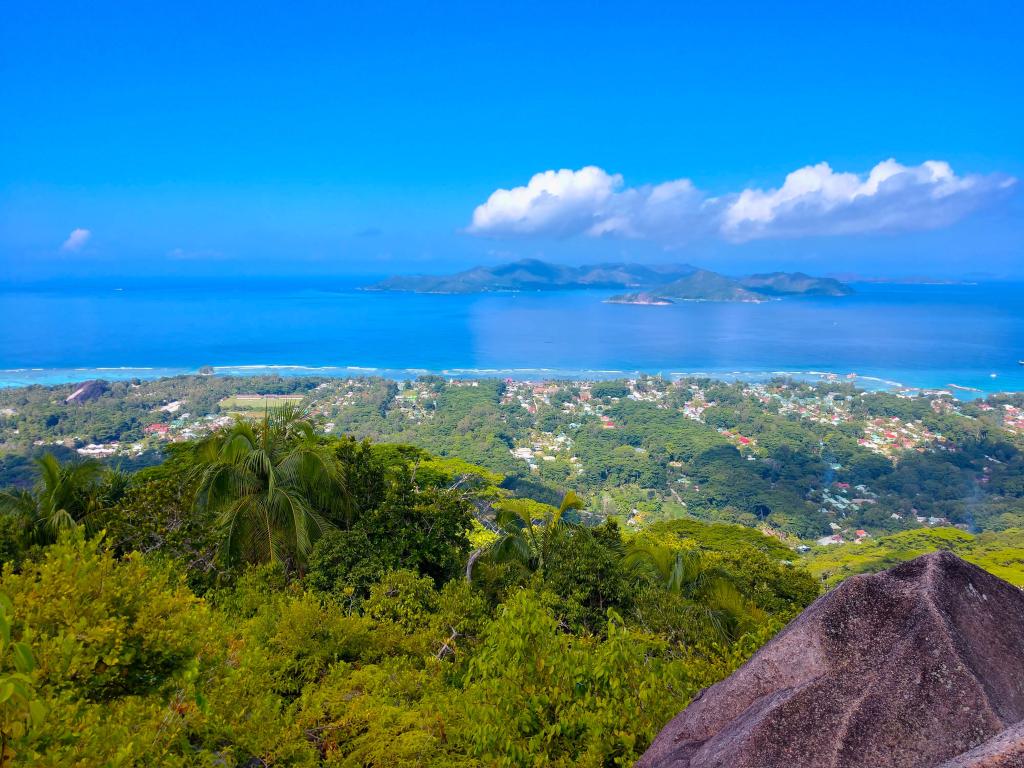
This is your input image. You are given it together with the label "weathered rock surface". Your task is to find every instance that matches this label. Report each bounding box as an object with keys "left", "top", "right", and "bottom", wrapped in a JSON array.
[
  {"left": 637, "top": 551, "right": 1024, "bottom": 768},
  {"left": 65, "top": 379, "right": 108, "bottom": 404},
  {"left": 935, "top": 718, "right": 1024, "bottom": 767}
]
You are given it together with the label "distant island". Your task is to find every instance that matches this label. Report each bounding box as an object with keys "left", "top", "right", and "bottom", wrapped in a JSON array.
[
  {"left": 609, "top": 270, "right": 852, "bottom": 305},
  {"left": 365, "top": 259, "right": 698, "bottom": 294},
  {"left": 366, "top": 258, "right": 853, "bottom": 303}
]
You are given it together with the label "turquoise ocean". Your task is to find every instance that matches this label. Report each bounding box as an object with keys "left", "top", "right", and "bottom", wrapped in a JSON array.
[{"left": 1, "top": 279, "right": 1022, "bottom": 396}]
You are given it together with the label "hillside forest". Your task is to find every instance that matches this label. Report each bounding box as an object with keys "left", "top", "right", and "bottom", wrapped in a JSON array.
[{"left": 0, "top": 375, "right": 1022, "bottom": 765}]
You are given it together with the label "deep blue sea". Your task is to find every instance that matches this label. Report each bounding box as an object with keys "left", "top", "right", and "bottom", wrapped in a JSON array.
[{"left": 1, "top": 279, "right": 1022, "bottom": 395}]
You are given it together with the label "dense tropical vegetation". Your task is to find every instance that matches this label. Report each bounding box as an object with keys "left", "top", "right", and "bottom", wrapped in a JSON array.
[
  {"left": 803, "top": 526, "right": 1024, "bottom": 587},
  {"left": 4, "top": 374, "right": 1022, "bottom": 540},
  {"left": 0, "top": 374, "right": 1022, "bottom": 764},
  {"left": 0, "top": 403, "right": 823, "bottom": 766}
]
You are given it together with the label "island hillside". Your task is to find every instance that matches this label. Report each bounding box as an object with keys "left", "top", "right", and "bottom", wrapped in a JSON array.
[
  {"left": 608, "top": 268, "right": 767, "bottom": 304},
  {"left": 365, "top": 258, "right": 698, "bottom": 293},
  {"left": 366, "top": 258, "right": 852, "bottom": 302}
]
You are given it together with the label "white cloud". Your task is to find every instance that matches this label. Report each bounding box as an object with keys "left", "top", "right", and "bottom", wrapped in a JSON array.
[
  {"left": 468, "top": 166, "right": 623, "bottom": 237},
  {"left": 61, "top": 228, "right": 91, "bottom": 252},
  {"left": 721, "top": 159, "right": 1014, "bottom": 241},
  {"left": 467, "top": 160, "right": 1015, "bottom": 245}
]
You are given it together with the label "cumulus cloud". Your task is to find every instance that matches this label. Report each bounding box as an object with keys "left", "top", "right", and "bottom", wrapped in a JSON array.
[
  {"left": 61, "top": 228, "right": 91, "bottom": 252},
  {"left": 722, "top": 159, "right": 1015, "bottom": 241},
  {"left": 468, "top": 166, "right": 624, "bottom": 237},
  {"left": 468, "top": 160, "right": 1015, "bottom": 245}
]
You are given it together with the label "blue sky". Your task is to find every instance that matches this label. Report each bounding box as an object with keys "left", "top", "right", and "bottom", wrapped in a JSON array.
[{"left": 2, "top": 1, "right": 1022, "bottom": 280}]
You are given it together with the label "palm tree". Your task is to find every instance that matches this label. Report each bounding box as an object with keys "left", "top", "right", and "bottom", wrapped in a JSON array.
[
  {"left": 625, "top": 541, "right": 760, "bottom": 642},
  {"left": 191, "top": 405, "right": 347, "bottom": 569},
  {"left": 0, "top": 453, "right": 104, "bottom": 543},
  {"left": 466, "top": 491, "right": 584, "bottom": 580},
  {"left": 97, "top": 468, "right": 131, "bottom": 509}
]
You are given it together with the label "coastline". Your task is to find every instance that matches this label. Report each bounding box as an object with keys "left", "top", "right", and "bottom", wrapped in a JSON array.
[
  {"left": 3, "top": 281, "right": 1021, "bottom": 399},
  {"left": 2, "top": 364, "right": 1021, "bottom": 399}
]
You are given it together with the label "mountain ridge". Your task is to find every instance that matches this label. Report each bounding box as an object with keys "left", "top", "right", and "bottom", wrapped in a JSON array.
[
  {"left": 365, "top": 258, "right": 699, "bottom": 293},
  {"left": 366, "top": 259, "right": 851, "bottom": 302}
]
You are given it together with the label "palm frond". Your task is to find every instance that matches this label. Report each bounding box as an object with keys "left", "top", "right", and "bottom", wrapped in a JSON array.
[
  {"left": 490, "top": 531, "right": 533, "bottom": 567},
  {"left": 0, "top": 490, "right": 37, "bottom": 520}
]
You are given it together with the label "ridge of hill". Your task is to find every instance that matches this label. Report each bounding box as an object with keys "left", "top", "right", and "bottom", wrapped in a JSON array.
[{"left": 367, "top": 259, "right": 851, "bottom": 302}]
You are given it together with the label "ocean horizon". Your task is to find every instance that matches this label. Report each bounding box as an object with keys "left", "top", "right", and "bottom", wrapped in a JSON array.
[{"left": 2, "top": 278, "right": 1023, "bottom": 396}]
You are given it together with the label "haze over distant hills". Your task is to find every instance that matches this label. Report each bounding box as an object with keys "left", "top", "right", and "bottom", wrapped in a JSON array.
[
  {"left": 366, "top": 259, "right": 852, "bottom": 304},
  {"left": 365, "top": 259, "right": 698, "bottom": 294}
]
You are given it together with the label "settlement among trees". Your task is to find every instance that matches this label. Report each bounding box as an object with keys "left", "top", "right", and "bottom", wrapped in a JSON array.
[{"left": 0, "top": 373, "right": 1022, "bottom": 765}]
